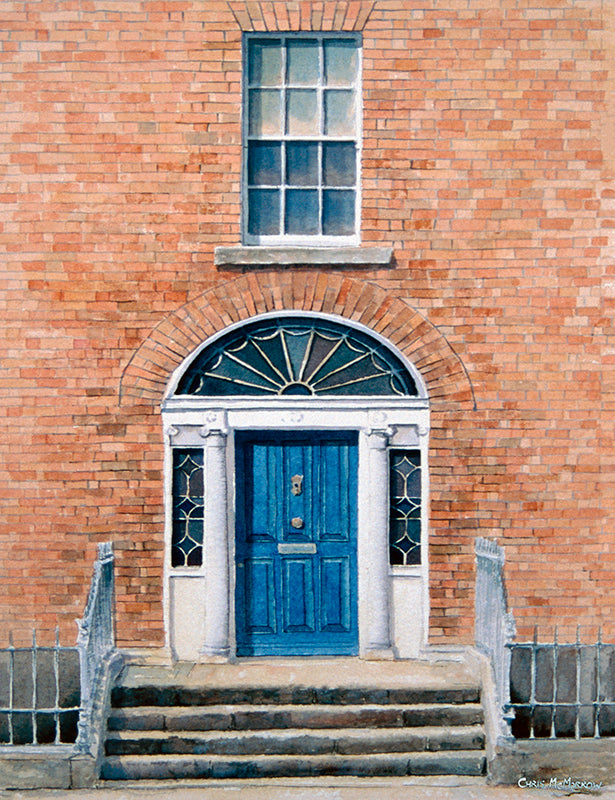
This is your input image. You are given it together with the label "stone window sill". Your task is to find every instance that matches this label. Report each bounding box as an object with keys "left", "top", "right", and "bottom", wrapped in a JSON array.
[{"left": 214, "top": 246, "right": 393, "bottom": 269}]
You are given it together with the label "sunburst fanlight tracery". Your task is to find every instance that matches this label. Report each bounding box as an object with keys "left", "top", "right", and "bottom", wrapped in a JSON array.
[{"left": 175, "top": 317, "right": 418, "bottom": 397}]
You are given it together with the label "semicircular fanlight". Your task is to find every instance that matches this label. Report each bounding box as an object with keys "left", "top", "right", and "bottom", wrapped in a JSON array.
[{"left": 175, "top": 317, "right": 418, "bottom": 397}]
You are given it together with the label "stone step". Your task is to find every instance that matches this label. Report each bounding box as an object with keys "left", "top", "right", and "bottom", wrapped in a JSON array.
[
  {"left": 107, "top": 702, "right": 484, "bottom": 732},
  {"left": 105, "top": 724, "right": 485, "bottom": 757},
  {"left": 111, "top": 684, "right": 480, "bottom": 708},
  {"left": 101, "top": 750, "right": 486, "bottom": 781}
]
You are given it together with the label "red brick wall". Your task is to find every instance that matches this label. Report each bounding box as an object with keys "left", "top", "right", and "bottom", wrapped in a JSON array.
[{"left": 1, "top": 0, "right": 613, "bottom": 647}]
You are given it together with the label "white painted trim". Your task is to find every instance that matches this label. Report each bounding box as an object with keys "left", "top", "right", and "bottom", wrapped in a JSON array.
[
  {"left": 162, "top": 403, "right": 430, "bottom": 661},
  {"left": 162, "top": 426, "right": 173, "bottom": 653},
  {"left": 419, "top": 423, "right": 431, "bottom": 653}
]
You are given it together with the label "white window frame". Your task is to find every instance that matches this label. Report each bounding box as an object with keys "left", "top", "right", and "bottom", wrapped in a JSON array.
[{"left": 242, "top": 32, "right": 362, "bottom": 247}]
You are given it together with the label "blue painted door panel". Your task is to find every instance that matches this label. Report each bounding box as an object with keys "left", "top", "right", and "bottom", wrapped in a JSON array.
[{"left": 235, "top": 431, "right": 358, "bottom": 656}]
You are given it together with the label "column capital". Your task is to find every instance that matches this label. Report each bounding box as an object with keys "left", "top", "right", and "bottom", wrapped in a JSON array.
[
  {"left": 199, "top": 425, "right": 229, "bottom": 442},
  {"left": 167, "top": 425, "right": 180, "bottom": 443},
  {"left": 199, "top": 410, "right": 229, "bottom": 443},
  {"left": 365, "top": 425, "right": 396, "bottom": 449}
]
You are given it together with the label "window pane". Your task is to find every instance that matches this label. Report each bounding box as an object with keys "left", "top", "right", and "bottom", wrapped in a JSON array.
[
  {"left": 248, "top": 39, "right": 282, "bottom": 85},
  {"left": 172, "top": 449, "right": 204, "bottom": 568},
  {"left": 285, "top": 189, "right": 319, "bottom": 234},
  {"left": 323, "top": 190, "right": 355, "bottom": 235},
  {"left": 389, "top": 451, "right": 421, "bottom": 567},
  {"left": 324, "top": 40, "right": 357, "bottom": 86},
  {"left": 248, "top": 189, "right": 280, "bottom": 235},
  {"left": 324, "top": 90, "right": 355, "bottom": 136},
  {"left": 177, "top": 317, "right": 419, "bottom": 397},
  {"left": 287, "top": 39, "right": 319, "bottom": 85},
  {"left": 248, "top": 141, "right": 282, "bottom": 185},
  {"left": 249, "top": 89, "right": 282, "bottom": 137},
  {"left": 286, "top": 142, "right": 318, "bottom": 186},
  {"left": 323, "top": 142, "right": 356, "bottom": 187},
  {"left": 287, "top": 89, "right": 318, "bottom": 136}
]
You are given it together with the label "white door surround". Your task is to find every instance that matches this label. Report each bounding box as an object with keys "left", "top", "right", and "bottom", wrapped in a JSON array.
[{"left": 161, "top": 312, "right": 430, "bottom": 661}]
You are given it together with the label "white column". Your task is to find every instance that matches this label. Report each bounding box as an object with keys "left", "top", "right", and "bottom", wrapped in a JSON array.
[
  {"left": 364, "top": 426, "right": 394, "bottom": 657},
  {"left": 200, "top": 425, "right": 230, "bottom": 660}
]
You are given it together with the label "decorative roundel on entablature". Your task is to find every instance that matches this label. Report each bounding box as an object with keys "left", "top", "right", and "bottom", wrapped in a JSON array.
[{"left": 175, "top": 315, "right": 418, "bottom": 398}]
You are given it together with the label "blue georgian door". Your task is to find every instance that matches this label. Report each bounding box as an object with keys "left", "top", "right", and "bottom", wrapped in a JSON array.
[{"left": 235, "top": 431, "right": 358, "bottom": 657}]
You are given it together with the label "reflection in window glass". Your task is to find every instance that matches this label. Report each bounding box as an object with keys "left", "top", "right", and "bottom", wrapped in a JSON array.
[
  {"left": 323, "top": 142, "right": 356, "bottom": 187},
  {"left": 286, "top": 90, "right": 319, "bottom": 136},
  {"left": 286, "top": 189, "right": 319, "bottom": 234},
  {"left": 286, "top": 142, "right": 319, "bottom": 186},
  {"left": 324, "top": 90, "right": 355, "bottom": 136},
  {"left": 323, "top": 190, "right": 355, "bottom": 235},
  {"left": 287, "top": 39, "right": 319, "bottom": 84},
  {"left": 249, "top": 89, "right": 282, "bottom": 137},
  {"left": 248, "top": 141, "right": 282, "bottom": 185},
  {"left": 248, "top": 189, "right": 280, "bottom": 235},
  {"left": 324, "top": 39, "right": 357, "bottom": 86},
  {"left": 248, "top": 38, "right": 282, "bottom": 85}
]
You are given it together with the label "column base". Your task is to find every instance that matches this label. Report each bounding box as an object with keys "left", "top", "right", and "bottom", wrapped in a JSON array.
[
  {"left": 198, "top": 646, "right": 231, "bottom": 663},
  {"left": 361, "top": 647, "right": 396, "bottom": 661}
]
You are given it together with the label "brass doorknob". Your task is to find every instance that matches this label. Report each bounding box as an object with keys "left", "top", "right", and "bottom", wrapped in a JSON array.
[{"left": 291, "top": 517, "right": 304, "bottom": 529}]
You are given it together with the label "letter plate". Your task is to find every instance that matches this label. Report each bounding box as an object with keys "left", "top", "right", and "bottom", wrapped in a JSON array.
[{"left": 277, "top": 542, "right": 317, "bottom": 555}]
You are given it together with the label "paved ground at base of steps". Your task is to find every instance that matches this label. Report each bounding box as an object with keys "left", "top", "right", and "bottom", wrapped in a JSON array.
[{"left": 1, "top": 775, "right": 612, "bottom": 800}]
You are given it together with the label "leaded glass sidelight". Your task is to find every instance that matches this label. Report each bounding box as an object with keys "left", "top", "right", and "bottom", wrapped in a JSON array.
[
  {"left": 389, "top": 451, "right": 422, "bottom": 566},
  {"left": 175, "top": 317, "right": 418, "bottom": 397},
  {"left": 244, "top": 34, "right": 360, "bottom": 243},
  {"left": 172, "top": 449, "right": 204, "bottom": 567}
]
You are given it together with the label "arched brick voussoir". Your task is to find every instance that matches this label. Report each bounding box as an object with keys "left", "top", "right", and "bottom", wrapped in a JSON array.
[
  {"left": 119, "top": 272, "right": 475, "bottom": 411},
  {"left": 227, "top": 1, "right": 376, "bottom": 33}
]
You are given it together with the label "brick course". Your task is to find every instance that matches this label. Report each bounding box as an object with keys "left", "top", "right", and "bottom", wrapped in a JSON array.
[{"left": 1, "top": 0, "right": 613, "bottom": 648}]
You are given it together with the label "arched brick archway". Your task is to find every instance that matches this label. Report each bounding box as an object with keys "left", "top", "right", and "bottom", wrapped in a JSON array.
[{"left": 120, "top": 271, "right": 474, "bottom": 411}]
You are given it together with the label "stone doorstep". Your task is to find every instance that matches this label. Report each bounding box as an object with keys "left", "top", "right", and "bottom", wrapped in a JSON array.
[{"left": 115, "top": 655, "right": 479, "bottom": 694}]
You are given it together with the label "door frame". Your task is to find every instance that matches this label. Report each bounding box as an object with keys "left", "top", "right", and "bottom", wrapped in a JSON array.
[{"left": 161, "top": 312, "right": 430, "bottom": 661}]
